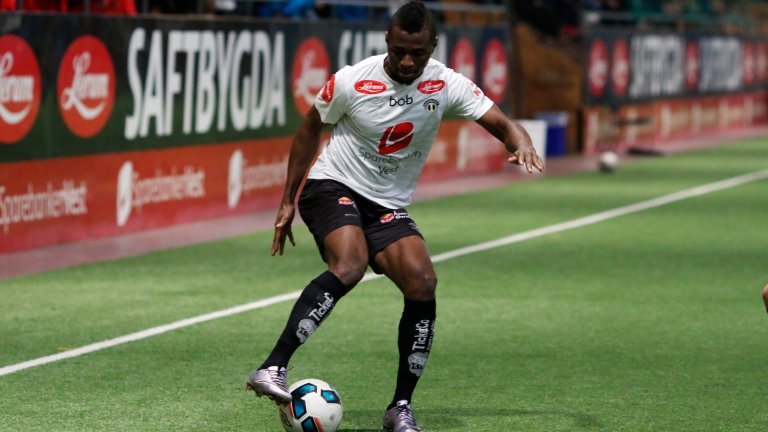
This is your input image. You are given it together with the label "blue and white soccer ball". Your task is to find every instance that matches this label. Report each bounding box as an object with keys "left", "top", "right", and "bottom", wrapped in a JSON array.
[{"left": 278, "top": 378, "right": 343, "bottom": 432}]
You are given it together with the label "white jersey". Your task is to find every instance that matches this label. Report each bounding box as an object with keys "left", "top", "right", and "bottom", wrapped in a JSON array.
[{"left": 308, "top": 54, "right": 494, "bottom": 208}]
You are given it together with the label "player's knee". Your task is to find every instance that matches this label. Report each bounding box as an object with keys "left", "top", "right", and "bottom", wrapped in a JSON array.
[
  {"left": 404, "top": 271, "right": 437, "bottom": 301},
  {"left": 329, "top": 261, "right": 367, "bottom": 287}
]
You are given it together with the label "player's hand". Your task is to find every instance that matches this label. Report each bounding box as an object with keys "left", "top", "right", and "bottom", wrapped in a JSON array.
[
  {"left": 508, "top": 144, "right": 544, "bottom": 174},
  {"left": 271, "top": 203, "right": 296, "bottom": 256}
]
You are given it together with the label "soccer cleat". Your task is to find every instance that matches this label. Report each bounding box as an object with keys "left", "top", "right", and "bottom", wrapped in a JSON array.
[
  {"left": 382, "top": 400, "right": 423, "bottom": 432},
  {"left": 245, "top": 366, "right": 291, "bottom": 404}
]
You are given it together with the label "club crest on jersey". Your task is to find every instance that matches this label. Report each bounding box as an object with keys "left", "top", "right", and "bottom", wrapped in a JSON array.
[
  {"left": 355, "top": 80, "right": 387, "bottom": 94},
  {"left": 423, "top": 99, "right": 439, "bottom": 112},
  {"left": 417, "top": 80, "right": 445, "bottom": 94}
]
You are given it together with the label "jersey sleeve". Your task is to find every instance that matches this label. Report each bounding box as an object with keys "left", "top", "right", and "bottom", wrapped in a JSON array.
[
  {"left": 445, "top": 70, "right": 494, "bottom": 121},
  {"left": 314, "top": 66, "right": 350, "bottom": 125}
]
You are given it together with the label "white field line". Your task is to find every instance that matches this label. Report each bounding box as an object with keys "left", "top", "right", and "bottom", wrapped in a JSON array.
[{"left": 1, "top": 169, "right": 767, "bottom": 378}]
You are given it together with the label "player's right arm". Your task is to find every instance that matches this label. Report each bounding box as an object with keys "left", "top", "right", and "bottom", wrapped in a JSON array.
[{"left": 272, "top": 106, "right": 326, "bottom": 256}]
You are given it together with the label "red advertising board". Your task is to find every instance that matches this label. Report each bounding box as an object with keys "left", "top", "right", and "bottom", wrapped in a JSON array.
[
  {"left": 0, "top": 15, "right": 513, "bottom": 254},
  {"left": 583, "top": 92, "right": 768, "bottom": 154},
  {"left": 0, "top": 119, "right": 507, "bottom": 254}
]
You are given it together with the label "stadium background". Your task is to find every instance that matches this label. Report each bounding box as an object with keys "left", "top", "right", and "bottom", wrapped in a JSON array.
[
  {"left": 1, "top": 0, "right": 767, "bottom": 254},
  {"left": 1, "top": 3, "right": 768, "bottom": 432}
]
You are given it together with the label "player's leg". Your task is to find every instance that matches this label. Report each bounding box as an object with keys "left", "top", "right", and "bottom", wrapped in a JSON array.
[
  {"left": 247, "top": 181, "right": 369, "bottom": 403},
  {"left": 374, "top": 236, "right": 436, "bottom": 432}
]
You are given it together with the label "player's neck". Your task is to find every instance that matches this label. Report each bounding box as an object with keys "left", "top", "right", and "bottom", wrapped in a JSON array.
[{"left": 382, "top": 56, "right": 418, "bottom": 86}]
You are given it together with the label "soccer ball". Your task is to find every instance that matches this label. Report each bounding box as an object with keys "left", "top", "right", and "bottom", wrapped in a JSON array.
[
  {"left": 598, "top": 150, "right": 619, "bottom": 173},
  {"left": 278, "top": 378, "right": 343, "bottom": 432}
]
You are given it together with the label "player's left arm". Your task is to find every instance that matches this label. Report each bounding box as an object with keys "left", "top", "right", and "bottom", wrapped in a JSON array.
[{"left": 475, "top": 104, "right": 544, "bottom": 174}]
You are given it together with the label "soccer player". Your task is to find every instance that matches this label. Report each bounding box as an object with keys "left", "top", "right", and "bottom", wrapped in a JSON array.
[
  {"left": 246, "top": 1, "right": 544, "bottom": 430},
  {"left": 762, "top": 284, "right": 768, "bottom": 313}
]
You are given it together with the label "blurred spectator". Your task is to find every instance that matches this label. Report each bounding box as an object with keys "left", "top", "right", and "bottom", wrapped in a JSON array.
[
  {"left": 333, "top": 4, "right": 368, "bottom": 21},
  {"left": 0, "top": 0, "right": 65, "bottom": 11},
  {"left": 69, "top": 0, "right": 136, "bottom": 14},
  {"left": 1, "top": 0, "right": 135, "bottom": 13},
  {"left": 213, "top": 0, "right": 236, "bottom": 14},
  {"left": 514, "top": 0, "right": 580, "bottom": 38},
  {"left": 255, "top": 0, "right": 321, "bottom": 19},
  {"left": 147, "top": 0, "right": 200, "bottom": 14}
]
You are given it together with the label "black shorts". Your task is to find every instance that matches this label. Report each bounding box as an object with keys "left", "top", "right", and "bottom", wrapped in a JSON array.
[{"left": 298, "top": 179, "right": 423, "bottom": 273}]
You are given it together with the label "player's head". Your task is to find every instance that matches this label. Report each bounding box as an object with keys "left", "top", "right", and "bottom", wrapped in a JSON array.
[
  {"left": 384, "top": 1, "right": 437, "bottom": 84},
  {"left": 388, "top": 1, "right": 437, "bottom": 41}
]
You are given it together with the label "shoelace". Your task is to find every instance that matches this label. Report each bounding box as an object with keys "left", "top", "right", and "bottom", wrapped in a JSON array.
[
  {"left": 392, "top": 403, "right": 418, "bottom": 426},
  {"left": 266, "top": 366, "right": 287, "bottom": 388}
]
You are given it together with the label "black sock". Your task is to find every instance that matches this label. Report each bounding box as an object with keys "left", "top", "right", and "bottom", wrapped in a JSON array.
[
  {"left": 390, "top": 298, "right": 436, "bottom": 407},
  {"left": 261, "top": 271, "right": 350, "bottom": 368}
]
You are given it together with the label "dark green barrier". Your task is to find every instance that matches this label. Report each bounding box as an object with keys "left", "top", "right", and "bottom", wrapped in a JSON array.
[{"left": 0, "top": 14, "right": 510, "bottom": 163}]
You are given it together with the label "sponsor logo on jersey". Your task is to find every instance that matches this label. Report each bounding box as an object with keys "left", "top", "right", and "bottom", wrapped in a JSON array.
[
  {"left": 380, "top": 213, "right": 394, "bottom": 223},
  {"left": 423, "top": 98, "right": 439, "bottom": 112},
  {"left": 389, "top": 95, "right": 413, "bottom": 106},
  {"left": 417, "top": 80, "right": 445, "bottom": 94},
  {"left": 378, "top": 122, "right": 414, "bottom": 155},
  {"left": 355, "top": 79, "right": 386, "bottom": 94},
  {"left": 471, "top": 83, "right": 483, "bottom": 98},
  {"left": 321, "top": 74, "right": 335, "bottom": 103},
  {"left": 338, "top": 196, "right": 354, "bottom": 205},
  {"left": 58, "top": 36, "right": 115, "bottom": 138},
  {"left": 0, "top": 35, "right": 41, "bottom": 144},
  {"left": 292, "top": 37, "right": 331, "bottom": 114}
]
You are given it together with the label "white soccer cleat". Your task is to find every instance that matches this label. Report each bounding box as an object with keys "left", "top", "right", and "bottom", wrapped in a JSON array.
[
  {"left": 245, "top": 366, "right": 291, "bottom": 404},
  {"left": 382, "top": 400, "right": 423, "bottom": 432}
]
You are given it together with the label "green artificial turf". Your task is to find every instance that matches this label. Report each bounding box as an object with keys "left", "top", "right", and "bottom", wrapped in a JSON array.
[{"left": 1, "top": 138, "right": 767, "bottom": 431}]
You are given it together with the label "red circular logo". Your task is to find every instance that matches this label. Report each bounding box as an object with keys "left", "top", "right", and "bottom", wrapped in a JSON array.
[
  {"left": 588, "top": 39, "right": 608, "bottom": 98},
  {"left": 0, "top": 35, "right": 41, "bottom": 144},
  {"left": 291, "top": 37, "right": 330, "bottom": 116},
  {"left": 756, "top": 43, "right": 768, "bottom": 83},
  {"left": 481, "top": 39, "right": 507, "bottom": 104},
  {"left": 685, "top": 40, "right": 700, "bottom": 91},
  {"left": 58, "top": 35, "right": 115, "bottom": 138},
  {"left": 743, "top": 42, "right": 755, "bottom": 86},
  {"left": 379, "top": 122, "right": 414, "bottom": 155},
  {"left": 450, "top": 38, "right": 476, "bottom": 81},
  {"left": 611, "top": 40, "right": 629, "bottom": 96}
]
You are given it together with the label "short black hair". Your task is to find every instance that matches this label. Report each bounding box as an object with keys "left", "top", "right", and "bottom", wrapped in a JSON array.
[{"left": 388, "top": 1, "right": 437, "bottom": 40}]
